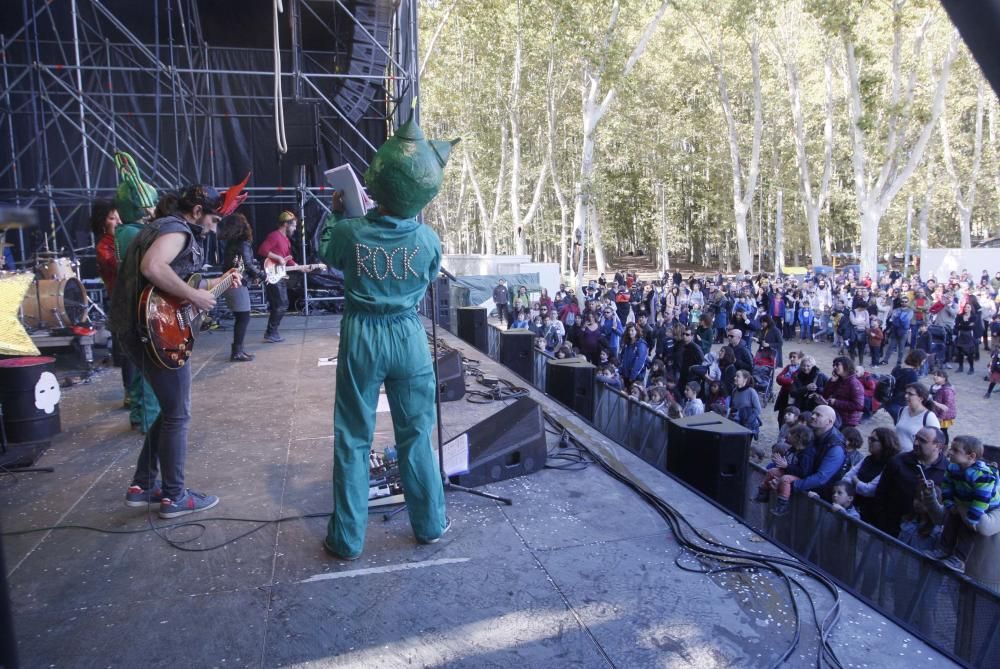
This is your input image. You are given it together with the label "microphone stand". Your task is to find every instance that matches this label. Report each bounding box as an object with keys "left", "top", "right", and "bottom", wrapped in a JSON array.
[
  {"left": 428, "top": 275, "right": 512, "bottom": 505},
  {"left": 383, "top": 273, "right": 512, "bottom": 522}
]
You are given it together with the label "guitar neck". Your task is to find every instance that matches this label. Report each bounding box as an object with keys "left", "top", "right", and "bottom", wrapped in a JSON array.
[{"left": 209, "top": 269, "right": 240, "bottom": 298}]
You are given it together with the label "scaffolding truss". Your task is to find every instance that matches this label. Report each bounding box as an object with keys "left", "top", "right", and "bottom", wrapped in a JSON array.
[{"left": 0, "top": 0, "right": 418, "bottom": 312}]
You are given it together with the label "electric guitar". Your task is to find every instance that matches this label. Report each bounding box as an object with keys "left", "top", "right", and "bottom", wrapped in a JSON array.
[
  {"left": 263, "top": 258, "right": 327, "bottom": 284},
  {"left": 139, "top": 258, "right": 244, "bottom": 369}
]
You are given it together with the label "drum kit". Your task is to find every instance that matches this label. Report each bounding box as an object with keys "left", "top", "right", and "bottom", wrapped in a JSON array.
[
  {"left": 0, "top": 219, "right": 91, "bottom": 332},
  {"left": 20, "top": 250, "right": 90, "bottom": 330}
]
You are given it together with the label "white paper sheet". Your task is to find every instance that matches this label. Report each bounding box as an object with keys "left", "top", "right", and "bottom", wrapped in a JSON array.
[
  {"left": 441, "top": 433, "right": 470, "bottom": 476},
  {"left": 323, "top": 164, "right": 372, "bottom": 217}
]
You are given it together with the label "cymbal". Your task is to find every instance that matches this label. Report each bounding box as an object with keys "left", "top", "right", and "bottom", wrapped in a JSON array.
[{"left": 0, "top": 222, "right": 33, "bottom": 231}]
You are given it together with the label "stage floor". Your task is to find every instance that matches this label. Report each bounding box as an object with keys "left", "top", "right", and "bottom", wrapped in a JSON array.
[{"left": 1, "top": 314, "right": 956, "bottom": 668}]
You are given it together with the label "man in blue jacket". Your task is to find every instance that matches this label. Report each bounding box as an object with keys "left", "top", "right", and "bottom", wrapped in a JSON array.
[{"left": 772, "top": 405, "right": 846, "bottom": 516}]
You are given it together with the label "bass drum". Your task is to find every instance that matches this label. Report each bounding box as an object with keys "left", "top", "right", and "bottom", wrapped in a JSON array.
[
  {"left": 21, "top": 278, "right": 89, "bottom": 329},
  {"left": 36, "top": 256, "right": 77, "bottom": 281}
]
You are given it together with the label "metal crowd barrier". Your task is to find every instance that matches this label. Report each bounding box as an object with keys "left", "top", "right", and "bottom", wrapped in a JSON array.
[{"left": 434, "top": 309, "right": 1000, "bottom": 666}]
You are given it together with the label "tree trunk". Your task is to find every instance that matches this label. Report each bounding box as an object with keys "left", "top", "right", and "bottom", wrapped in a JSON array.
[
  {"left": 716, "top": 34, "right": 762, "bottom": 272},
  {"left": 545, "top": 56, "right": 570, "bottom": 276},
  {"left": 940, "top": 80, "right": 984, "bottom": 248},
  {"left": 845, "top": 18, "right": 958, "bottom": 278},
  {"left": 783, "top": 46, "right": 833, "bottom": 268},
  {"left": 572, "top": 0, "right": 673, "bottom": 287},
  {"left": 658, "top": 182, "right": 670, "bottom": 271},
  {"left": 775, "top": 189, "right": 784, "bottom": 275}
]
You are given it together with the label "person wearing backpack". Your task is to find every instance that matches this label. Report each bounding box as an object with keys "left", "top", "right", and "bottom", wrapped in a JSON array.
[
  {"left": 894, "top": 382, "right": 941, "bottom": 452},
  {"left": 880, "top": 349, "right": 926, "bottom": 423},
  {"left": 884, "top": 296, "right": 914, "bottom": 368}
]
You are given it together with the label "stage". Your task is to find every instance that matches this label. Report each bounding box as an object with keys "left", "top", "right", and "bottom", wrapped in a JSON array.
[{"left": 1, "top": 314, "right": 956, "bottom": 668}]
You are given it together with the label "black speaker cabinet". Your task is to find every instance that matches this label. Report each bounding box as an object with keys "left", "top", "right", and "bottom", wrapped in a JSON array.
[
  {"left": 499, "top": 329, "right": 534, "bottom": 382},
  {"left": 456, "top": 307, "right": 488, "bottom": 353},
  {"left": 436, "top": 349, "right": 465, "bottom": 403},
  {"left": 546, "top": 358, "right": 595, "bottom": 421},
  {"left": 446, "top": 397, "right": 547, "bottom": 488},
  {"left": 666, "top": 414, "right": 752, "bottom": 516},
  {"left": 282, "top": 101, "right": 319, "bottom": 166}
]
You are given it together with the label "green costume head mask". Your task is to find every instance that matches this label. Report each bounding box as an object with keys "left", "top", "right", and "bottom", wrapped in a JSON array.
[
  {"left": 363, "top": 117, "right": 459, "bottom": 218},
  {"left": 113, "top": 151, "right": 158, "bottom": 224}
]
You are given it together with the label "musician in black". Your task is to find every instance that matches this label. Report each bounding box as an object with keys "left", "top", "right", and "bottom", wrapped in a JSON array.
[
  {"left": 110, "top": 185, "right": 238, "bottom": 518},
  {"left": 218, "top": 213, "right": 265, "bottom": 362}
]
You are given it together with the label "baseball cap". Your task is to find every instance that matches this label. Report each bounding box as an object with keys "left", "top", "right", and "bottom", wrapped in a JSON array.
[{"left": 179, "top": 184, "right": 222, "bottom": 215}]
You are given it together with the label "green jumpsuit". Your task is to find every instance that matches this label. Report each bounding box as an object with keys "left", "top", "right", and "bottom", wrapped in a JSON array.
[
  {"left": 319, "top": 209, "right": 447, "bottom": 558},
  {"left": 115, "top": 222, "right": 161, "bottom": 431}
]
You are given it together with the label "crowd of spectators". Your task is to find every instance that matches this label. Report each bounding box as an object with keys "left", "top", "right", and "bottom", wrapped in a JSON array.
[{"left": 492, "top": 265, "right": 1000, "bottom": 592}]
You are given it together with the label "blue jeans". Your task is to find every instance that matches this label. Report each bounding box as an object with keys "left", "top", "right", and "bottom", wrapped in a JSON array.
[
  {"left": 870, "top": 344, "right": 883, "bottom": 366},
  {"left": 799, "top": 316, "right": 814, "bottom": 339},
  {"left": 884, "top": 334, "right": 907, "bottom": 367},
  {"left": 909, "top": 323, "right": 922, "bottom": 348},
  {"left": 130, "top": 350, "right": 192, "bottom": 499}
]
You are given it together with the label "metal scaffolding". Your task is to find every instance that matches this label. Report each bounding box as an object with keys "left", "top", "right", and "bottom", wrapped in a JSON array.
[{"left": 0, "top": 0, "right": 418, "bottom": 313}]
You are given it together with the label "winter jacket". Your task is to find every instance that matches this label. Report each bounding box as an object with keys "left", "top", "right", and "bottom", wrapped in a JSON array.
[
  {"left": 790, "top": 367, "right": 828, "bottom": 412},
  {"left": 786, "top": 427, "right": 846, "bottom": 493},
  {"left": 619, "top": 339, "right": 649, "bottom": 383},
  {"left": 930, "top": 383, "right": 957, "bottom": 422},
  {"left": 942, "top": 460, "right": 1000, "bottom": 526},
  {"left": 820, "top": 374, "right": 865, "bottom": 427}
]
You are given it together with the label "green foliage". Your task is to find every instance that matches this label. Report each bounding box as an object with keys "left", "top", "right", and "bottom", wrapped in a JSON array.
[{"left": 418, "top": 0, "right": 996, "bottom": 264}]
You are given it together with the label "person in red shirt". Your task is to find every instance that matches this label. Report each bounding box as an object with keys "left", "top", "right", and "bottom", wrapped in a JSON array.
[
  {"left": 257, "top": 211, "right": 299, "bottom": 343},
  {"left": 91, "top": 201, "right": 121, "bottom": 297}
]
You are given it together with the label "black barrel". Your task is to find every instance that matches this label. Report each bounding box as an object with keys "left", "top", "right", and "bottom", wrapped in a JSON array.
[{"left": 0, "top": 356, "right": 61, "bottom": 444}]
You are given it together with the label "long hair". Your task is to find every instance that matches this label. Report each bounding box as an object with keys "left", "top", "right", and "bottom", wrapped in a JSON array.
[
  {"left": 218, "top": 212, "right": 253, "bottom": 243},
  {"left": 870, "top": 427, "right": 902, "bottom": 461},
  {"left": 89, "top": 200, "right": 117, "bottom": 237}
]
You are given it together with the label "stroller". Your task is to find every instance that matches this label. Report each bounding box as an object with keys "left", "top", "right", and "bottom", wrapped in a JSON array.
[
  {"left": 926, "top": 324, "right": 949, "bottom": 369},
  {"left": 751, "top": 344, "right": 777, "bottom": 404}
]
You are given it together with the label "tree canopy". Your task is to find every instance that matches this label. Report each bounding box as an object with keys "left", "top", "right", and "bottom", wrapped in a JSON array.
[{"left": 418, "top": 0, "right": 998, "bottom": 279}]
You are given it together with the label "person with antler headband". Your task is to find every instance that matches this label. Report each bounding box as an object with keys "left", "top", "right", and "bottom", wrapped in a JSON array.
[{"left": 109, "top": 182, "right": 244, "bottom": 519}]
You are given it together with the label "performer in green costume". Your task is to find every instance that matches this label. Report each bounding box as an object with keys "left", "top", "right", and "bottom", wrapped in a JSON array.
[
  {"left": 112, "top": 152, "right": 161, "bottom": 433},
  {"left": 318, "top": 118, "right": 458, "bottom": 559}
]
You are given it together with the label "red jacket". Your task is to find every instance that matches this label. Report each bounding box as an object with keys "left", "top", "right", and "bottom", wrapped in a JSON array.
[
  {"left": 858, "top": 372, "right": 880, "bottom": 412},
  {"left": 96, "top": 233, "right": 118, "bottom": 297},
  {"left": 821, "top": 374, "right": 865, "bottom": 427}
]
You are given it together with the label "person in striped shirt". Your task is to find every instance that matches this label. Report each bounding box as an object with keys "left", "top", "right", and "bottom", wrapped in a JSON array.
[{"left": 925, "top": 436, "right": 1000, "bottom": 572}]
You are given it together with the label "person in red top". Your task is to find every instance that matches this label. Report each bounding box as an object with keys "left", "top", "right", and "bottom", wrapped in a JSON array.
[
  {"left": 257, "top": 211, "right": 299, "bottom": 343},
  {"left": 92, "top": 200, "right": 135, "bottom": 410},
  {"left": 816, "top": 356, "right": 866, "bottom": 427},
  {"left": 91, "top": 201, "right": 122, "bottom": 296}
]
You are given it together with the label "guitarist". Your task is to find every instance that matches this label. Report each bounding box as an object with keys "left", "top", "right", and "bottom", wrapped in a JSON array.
[
  {"left": 257, "top": 211, "right": 309, "bottom": 343},
  {"left": 110, "top": 185, "right": 239, "bottom": 518}
]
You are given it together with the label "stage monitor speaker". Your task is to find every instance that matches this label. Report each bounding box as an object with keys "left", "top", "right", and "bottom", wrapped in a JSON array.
[
  {"left": 665, "top": 414, "right": 752, "bottom": 516},
  {"left": 456, "top": 307, "right": 488, "bottom": 353},
  {"left": 545, "top": 358, "right": 595, "bottom": 421},
  {"left": 282, "top": 101, "right": 319, "bottom": 166},
  {"left": 446, "top": 397, "right": 547, "bottom": 488},
  {"left": 436, "top": 349, "right": 465, "bottom": 403},
  {"left": 499, "top": 329, "right": 534, "bottom": 382}
]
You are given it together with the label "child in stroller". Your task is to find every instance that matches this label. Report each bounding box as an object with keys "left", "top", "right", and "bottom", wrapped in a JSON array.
[{"left": 752, "top": 343, "right": 778, "bottom": 404}]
